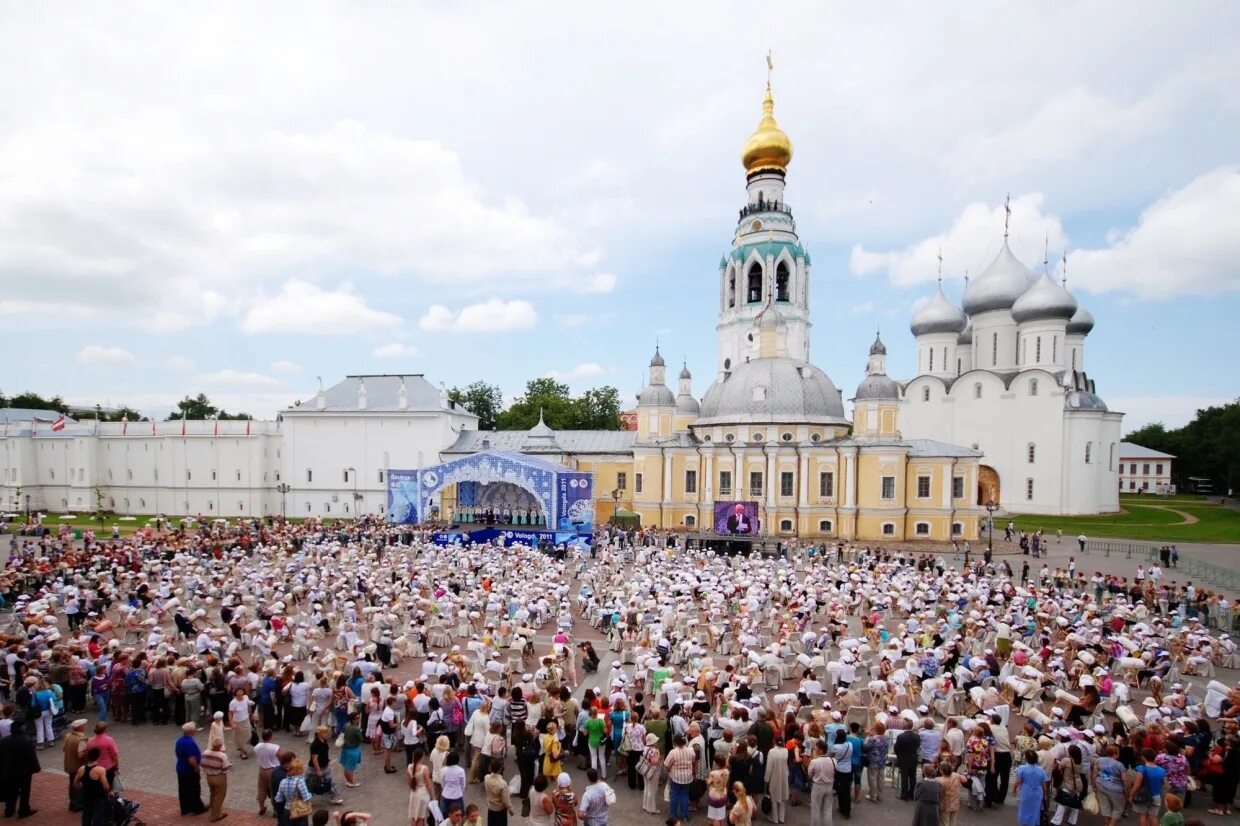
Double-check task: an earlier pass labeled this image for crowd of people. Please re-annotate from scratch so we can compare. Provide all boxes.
[1,514,1239,826]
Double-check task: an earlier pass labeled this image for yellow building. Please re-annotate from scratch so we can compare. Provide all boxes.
[442,81,983,542]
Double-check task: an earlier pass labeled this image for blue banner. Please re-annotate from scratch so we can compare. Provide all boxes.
[430,527,593,547]
[556,471,594,531]
[387,469,421,524]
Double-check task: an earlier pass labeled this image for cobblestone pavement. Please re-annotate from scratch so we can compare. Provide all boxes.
[14,536,1240,826]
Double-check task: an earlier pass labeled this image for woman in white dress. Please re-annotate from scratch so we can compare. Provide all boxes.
[407,748,432,826]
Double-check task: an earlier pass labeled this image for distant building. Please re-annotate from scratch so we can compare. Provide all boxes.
[618,410,638,431]
[1118,442,1176,494]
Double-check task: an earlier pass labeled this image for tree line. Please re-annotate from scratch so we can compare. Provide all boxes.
[448,378,623,431]
[1125,399,1240,493]
[0,390,251,422]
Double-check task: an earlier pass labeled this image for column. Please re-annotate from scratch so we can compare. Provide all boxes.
[842,450,856,508]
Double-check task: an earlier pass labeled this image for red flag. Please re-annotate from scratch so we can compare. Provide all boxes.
[122,415,128,436]
[245,419,251,436]
[213,417,219,437]
[50,414,66,432]
[151,419,157,436]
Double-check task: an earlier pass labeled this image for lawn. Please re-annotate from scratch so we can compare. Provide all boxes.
[1012,500,1240,543]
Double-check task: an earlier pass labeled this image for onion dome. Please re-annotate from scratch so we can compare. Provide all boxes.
[1067,304,1095,336]
[910,285,967,336]
[741,84,793,176]
[1011,272,1078,323]
[521,410,560,450]
[649,347,665,367]
[962,241,1036,315]
[678,364,692,381]
[869,333,887,356]
[957,320,973,345]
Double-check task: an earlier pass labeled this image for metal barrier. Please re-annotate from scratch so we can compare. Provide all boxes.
[1083,540,1240,591]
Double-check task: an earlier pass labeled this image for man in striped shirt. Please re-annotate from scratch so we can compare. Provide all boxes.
[200,737,232,822]
[664,734,698,820]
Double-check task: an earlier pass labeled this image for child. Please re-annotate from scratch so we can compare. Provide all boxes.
[1161,794,1184,826]
[463,803,482,826]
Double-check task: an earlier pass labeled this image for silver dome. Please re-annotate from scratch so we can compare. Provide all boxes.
[1067,304,1095,336]
[675,393,701,415]
[853,374,901,401]
[869,333,887,356]
[649,348,665,367]
[910,285,967,336]
[957,320,973,345]
[1011,273,1078,323]
[678,364,692,380]
[962,241,1036,315]
[697,357,849,425]
[637,385,675,406]
[1065,390,1108,412]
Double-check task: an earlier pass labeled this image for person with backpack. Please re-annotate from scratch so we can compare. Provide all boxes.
[1128,749,1166,826]
[124,657,148,725]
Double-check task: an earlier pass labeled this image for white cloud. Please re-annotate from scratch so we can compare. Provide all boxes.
[269,360,301,373]
[76,345,136,367]
[849,301,874,316]
[1112,394,1236,432]
[198,369,283,389]
[419,299,537,333]
[372,343,420,359]
[573,273,617,294]
[163,356,196,372]
[850,193,1066,288]
[1069,167,1240,299]
[240,279,401,335]
[543,362,609,383]
[554,313,591,328]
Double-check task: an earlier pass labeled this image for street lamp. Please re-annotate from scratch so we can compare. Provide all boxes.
[985,499,998,563]
[276,483,291,518]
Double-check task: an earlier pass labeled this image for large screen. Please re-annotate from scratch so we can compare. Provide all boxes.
[714,500,759,535]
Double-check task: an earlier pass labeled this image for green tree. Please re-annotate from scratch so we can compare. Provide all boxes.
[166,393,251,421]
[497,378,576,430]
[105,406,147,422]
[7,392,69,414]
[574,386,623,430]
[447,381,503,431]
[1126,399,1240,492]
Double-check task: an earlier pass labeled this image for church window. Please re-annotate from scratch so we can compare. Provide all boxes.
[1085,442,1092,464]
[943,347,947,371]
[306,502,312,513]
[775,261,790,302]
[1071,348,1077,370]
[1029,379,1038,396]
[952,476,965,499]
[306,469,312,482]
[973,383,982,399]
[1027,443,1036,463]
[779,519,793,532]
[211,470,217,481]
[956,358,962,376]
[749,471,763,497]
[186,470,192,481]
[929,348,934,372]
[810,432,821,443]
[819,471,834,498]
[1026,478,1035,500]
[635,473,643,494]
[723,358,731,371]
[882,523,896,536]
[916,475,931,498]
[1036,336,1042,362]
[819,519,833,533]
[685,515,696,527]
[992,332,998,366]
[324,503,330,513]
[727,271,736,308]
[1109,444,1116,471]
[881,476,896,500]
[952,522,963,535]
[1053,336,1058,362]
[719,470,732,496]
[616,471,627,490]
[915,522,931,536]
[724,433,735,443]
[685,469,697,494]
[922,387,930,402]
[781,432,793,442]
[752,431,764,441]
[780,471,794,497]
[746,263,763,303]
[378,470,385,483]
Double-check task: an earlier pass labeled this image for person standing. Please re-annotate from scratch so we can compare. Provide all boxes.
[0,727,40,819]
[201,737,233,822]
[64,718,88,812]
[483,758,513,826]
[911,762,942,826]
[174,721,209,816]
[228,688,254,759]
[807,739,835,826]
[764,738,791,824]
[1128,748,1166,826]
[577,768,613,826]
[85,722,119,788]
[75,746,112,826]
[1012,750,1049,826]
[639,733,663,813]
[254,729,281,816]
[894,723,920,801]
[665,733,697,821]
[729,781,757,826]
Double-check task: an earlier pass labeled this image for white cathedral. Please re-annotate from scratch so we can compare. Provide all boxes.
[898,237,1123,515]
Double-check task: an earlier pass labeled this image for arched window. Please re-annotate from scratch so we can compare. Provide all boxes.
[779,519,793,532]
[992,332,998,366]
[929,348,935,372]
[726,270,736,308]
[746,262,763,303]
[951,522,963,536]
[922,386,930,402]
[1035,336,1042,362]
[1085,441,1092,464]
[775,261,790,302]
[818,519,833,533]
[1053,335,1058,363]
[1028,443,1036,463]
[882,523,896,536]
[684,515,696,527]
[1029,379,1038,396]
[973,383,982,399]
[915,522,931,536]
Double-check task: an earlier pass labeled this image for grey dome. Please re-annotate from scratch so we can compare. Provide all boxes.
[675,393,701,415]
[521,412,560,450]
[678,364,692,380]
[853,374,901,401]
[962,241,1036,315]
[697,357,849,425]
[869,333,887,356]
[1011,273,1078,323]
[1065,390,1108,412]
[910,285,967,336]
[957,320,973,345]
[1067,304,1095,336]
[637,384,675,406]
[649,348,665,367]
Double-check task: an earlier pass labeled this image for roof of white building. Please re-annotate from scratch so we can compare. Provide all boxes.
[1119,441,1175,460]
[285,374,477,418]
[0,407,75,423]
[445,429,637,454]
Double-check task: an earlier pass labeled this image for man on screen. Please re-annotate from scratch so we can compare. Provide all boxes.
[726,503,752,535]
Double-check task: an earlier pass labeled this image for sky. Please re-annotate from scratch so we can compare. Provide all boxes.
[1,1,1237,432]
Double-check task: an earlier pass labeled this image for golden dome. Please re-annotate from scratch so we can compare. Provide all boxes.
[741,83,793,175]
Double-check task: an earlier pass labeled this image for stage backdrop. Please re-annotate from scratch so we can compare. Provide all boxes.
[713,500,760,536]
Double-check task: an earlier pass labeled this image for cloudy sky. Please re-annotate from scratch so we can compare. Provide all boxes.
[2,2,1237,430]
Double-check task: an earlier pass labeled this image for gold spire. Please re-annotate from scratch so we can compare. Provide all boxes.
[741,80,793,176]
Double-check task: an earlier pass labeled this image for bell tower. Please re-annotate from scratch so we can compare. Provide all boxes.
[717,75,812,378]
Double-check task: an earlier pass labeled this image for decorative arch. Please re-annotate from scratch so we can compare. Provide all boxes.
[977,464,1000,506]
[775,259,791,302]
[746,260,763,303]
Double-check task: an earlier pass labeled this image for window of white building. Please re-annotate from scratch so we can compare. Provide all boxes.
[973,383,982,399]
[1026,478,1034,500]
[1028,443,1036,464]
[1029,379,1038,396]
[922,387,930,402]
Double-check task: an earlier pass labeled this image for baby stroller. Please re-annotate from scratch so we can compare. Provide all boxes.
[109,793,144,826]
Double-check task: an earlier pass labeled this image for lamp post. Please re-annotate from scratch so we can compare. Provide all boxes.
[347,466,360,517]
[985,499,998,564]
[276,483,291,518]
[611,487,621,525]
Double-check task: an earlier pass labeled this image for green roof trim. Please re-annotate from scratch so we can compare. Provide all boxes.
[728,239,809,263]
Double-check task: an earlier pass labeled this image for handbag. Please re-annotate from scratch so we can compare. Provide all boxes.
[1082,792,1100,815]
[335,733,345,748]
[289,796,313,818]
[1132,767,1154,805]
[1055,788,1083,809]
[249,727,260,747]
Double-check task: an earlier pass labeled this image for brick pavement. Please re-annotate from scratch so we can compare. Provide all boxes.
[26,770,271,825]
